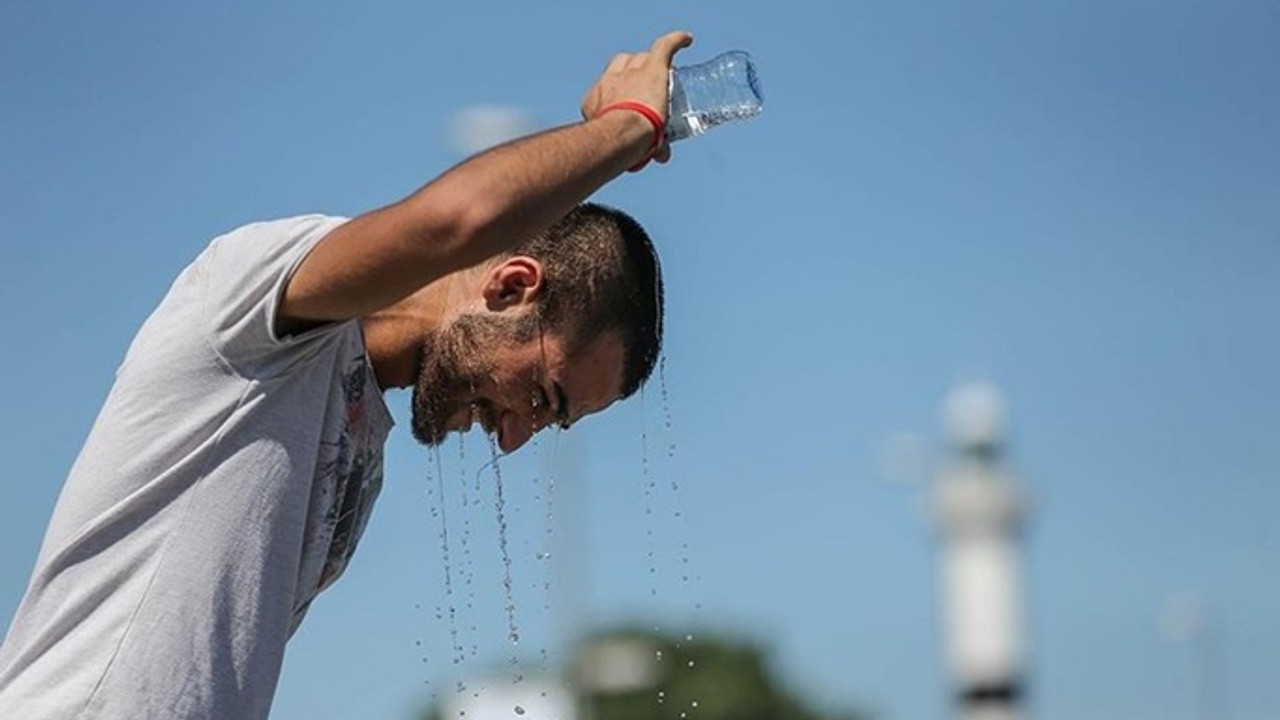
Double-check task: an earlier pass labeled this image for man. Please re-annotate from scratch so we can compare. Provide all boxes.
[0,30,693,719]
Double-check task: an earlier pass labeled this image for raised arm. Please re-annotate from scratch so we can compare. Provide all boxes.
[277,31,693,333]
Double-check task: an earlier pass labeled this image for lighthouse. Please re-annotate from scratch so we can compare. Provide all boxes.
[933,382,1030,720]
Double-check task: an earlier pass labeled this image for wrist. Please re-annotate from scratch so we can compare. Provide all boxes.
[596,101,665,172]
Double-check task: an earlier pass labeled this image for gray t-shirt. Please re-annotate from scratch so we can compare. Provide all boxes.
[0,215,394,719]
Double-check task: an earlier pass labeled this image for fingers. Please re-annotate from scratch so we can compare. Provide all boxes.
[581,31,692,169]
[650,30,694,65]
[605,53,632,75]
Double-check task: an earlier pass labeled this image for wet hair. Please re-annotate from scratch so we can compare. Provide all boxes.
[509,202,663,399]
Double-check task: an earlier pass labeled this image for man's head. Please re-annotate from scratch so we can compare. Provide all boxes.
[410,203,663,452]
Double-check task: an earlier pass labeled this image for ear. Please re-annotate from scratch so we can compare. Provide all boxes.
[481,256,545,312]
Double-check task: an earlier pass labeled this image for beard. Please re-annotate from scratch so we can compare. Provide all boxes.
[409,311,538,446]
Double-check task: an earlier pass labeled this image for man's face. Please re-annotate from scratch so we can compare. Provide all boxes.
[410,312,626,453]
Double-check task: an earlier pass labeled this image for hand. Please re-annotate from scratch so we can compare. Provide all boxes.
[581,31,694,165]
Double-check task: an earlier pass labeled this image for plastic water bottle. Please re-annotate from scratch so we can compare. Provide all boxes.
[666,51,763,142]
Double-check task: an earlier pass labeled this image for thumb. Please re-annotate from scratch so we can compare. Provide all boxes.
[650,31,694,66]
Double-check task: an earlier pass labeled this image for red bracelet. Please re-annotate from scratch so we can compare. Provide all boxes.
[597,100,664,172]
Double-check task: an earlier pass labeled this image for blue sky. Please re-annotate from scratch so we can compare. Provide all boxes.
[2,2,1278,719]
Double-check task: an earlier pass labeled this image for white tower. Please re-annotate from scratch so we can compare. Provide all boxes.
[933,382,1029,720]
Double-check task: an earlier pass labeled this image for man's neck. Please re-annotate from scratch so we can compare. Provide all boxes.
[360,311,424,391]
[360,271,476,390]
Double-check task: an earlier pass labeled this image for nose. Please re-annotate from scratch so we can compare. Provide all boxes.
[497,410,541,454]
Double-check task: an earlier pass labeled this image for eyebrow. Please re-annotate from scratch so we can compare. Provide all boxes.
[553,381,571,429]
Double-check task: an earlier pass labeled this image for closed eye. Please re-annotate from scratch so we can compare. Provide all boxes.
[534,384,560,428]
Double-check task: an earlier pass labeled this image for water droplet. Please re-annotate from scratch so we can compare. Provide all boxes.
[429,448,464,671]
[685,634,694,642]
[688,660,696,667]
[692,701,699,708]
[486,436,523,669]
[514,706,526,715]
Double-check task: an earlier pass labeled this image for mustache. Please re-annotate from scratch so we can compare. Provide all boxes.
[410,381,500,447]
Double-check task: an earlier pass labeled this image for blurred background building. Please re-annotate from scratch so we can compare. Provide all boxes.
[933,383,1029,720]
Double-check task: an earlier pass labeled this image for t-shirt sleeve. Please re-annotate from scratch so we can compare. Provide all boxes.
[198,214,352,378]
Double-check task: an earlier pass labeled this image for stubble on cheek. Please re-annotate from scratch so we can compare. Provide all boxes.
[407,312,516,446]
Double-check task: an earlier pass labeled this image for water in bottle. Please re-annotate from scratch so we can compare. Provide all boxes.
[666,50,763,143]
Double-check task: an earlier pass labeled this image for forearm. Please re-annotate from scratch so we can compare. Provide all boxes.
[407,109,653,270]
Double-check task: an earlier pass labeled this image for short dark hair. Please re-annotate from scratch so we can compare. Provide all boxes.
[510,202,663,399]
